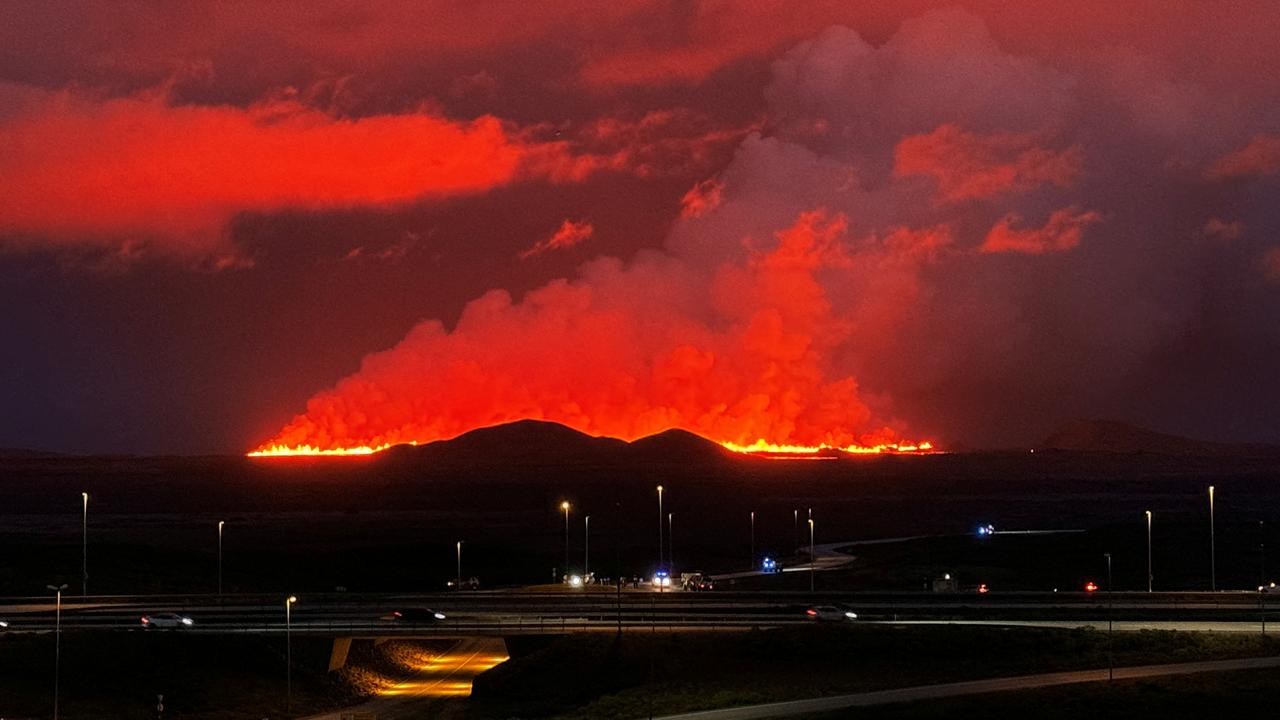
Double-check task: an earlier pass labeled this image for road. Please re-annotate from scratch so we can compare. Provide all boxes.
[298,637,508,720]
[1,590,1276,636]
[652,655,1280,720]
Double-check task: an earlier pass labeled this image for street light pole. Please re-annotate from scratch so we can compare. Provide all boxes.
[1145,511,1152,593]
[81,492,88,597]
[285,595,297,712]
[47,583,67,720]
[456,541,463,591]
[561,501,571,582]
[217,520,225,596]
[1105,553,1113,681]
[793,509,798,554]
[656,485,664,571]
[808,518,815,593]
[668,513,674,570]
[584,515,590,579]
[1209,485,1216,592]
[750,511,755,571]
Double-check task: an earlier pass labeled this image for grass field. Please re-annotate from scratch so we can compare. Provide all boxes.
[469,625,1280,719]
[800,667,1280,719]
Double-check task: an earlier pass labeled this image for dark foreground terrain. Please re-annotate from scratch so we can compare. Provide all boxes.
[3,420,1280,596]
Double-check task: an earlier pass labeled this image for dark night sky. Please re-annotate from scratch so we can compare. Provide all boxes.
[1,1,1279,455]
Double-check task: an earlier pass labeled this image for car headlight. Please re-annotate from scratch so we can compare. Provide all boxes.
[844,612,858,619]
[434,612,446,620]
[181,617,194,625]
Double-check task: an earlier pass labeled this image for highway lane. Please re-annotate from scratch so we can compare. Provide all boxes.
[2,591,1277,635]
[652,655,1280,720]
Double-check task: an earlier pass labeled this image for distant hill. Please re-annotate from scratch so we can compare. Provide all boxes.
[1041,419,1280,457]
[626,428,733,463]
[381,420,736,468]
[388,420,627,466]
[0,447,67,459]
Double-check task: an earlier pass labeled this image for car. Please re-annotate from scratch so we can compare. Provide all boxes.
[1084,581,1099,593]
[446,576,480,590]
[685,573,716,591]
[390,608,447,622]
[140,613,193,629]
[806,605,857,622]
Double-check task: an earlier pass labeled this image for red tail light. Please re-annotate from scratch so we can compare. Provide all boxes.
[140,617,149,624]
[806,609,817,616]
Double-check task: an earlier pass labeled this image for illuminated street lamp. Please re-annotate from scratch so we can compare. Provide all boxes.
[47,583,67,720]
[808,518,815,593]
[456,541,463,591]
[668,512,674,570]
[1209,486,1216,592]
[656,485,664,571]
[561,501,571,582]
[81,492,88,596]
[285,595,298,711]
[217,520,225,596]
[1145,511,1152,593]
[1104,553,1113,681]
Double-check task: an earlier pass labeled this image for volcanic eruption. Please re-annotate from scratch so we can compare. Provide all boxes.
[251,211,933,457]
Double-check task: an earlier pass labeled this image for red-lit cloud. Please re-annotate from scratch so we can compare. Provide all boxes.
[894,124,1081,202]
[979,208,1101,255]
[1263,247,1280,283]
[0,89,537,256]
[520,220,594,259]
[680,179,725,219]
[1207,134,1280,180]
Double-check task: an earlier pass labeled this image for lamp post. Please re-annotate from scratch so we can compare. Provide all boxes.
[81,492,88,596]
[1105,553,1113,682]
[47,583,67,720]
[217,520,225,596]
[750,511,755,571]
[1145,511,1152,593]
[285,595,297,711]
[584,515,590,579]
[808,518,815,593]
[456,541,463,591]
[1209,485,1216,592]
[656,485,664,572]
[561,501,571,582]
[1260,521,1267,637]
[793,509,798,554]
[668,513,674,570]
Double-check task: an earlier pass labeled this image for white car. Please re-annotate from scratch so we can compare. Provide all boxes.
[140,613,194,629]
[806,605,857,622]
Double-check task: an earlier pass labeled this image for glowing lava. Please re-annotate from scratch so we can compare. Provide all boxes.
[247,443,393,457]
[721,439,936,455]
[247,435,934,458]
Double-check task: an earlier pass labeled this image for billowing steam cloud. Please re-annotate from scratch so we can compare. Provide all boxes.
[261,8,1280,451]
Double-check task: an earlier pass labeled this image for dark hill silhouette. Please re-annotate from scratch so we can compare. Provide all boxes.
[384,420,738,467]
[0,447,67,458]
[1042,419,1280,457]
[626,428,733,463]
[387,419,627,466]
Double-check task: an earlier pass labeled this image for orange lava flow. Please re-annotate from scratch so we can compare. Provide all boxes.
[247,436,935,458]
[246,443,393,457]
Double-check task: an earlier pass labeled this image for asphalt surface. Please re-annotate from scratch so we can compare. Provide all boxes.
[652,655,1280,720]
[2,590,1277,636]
